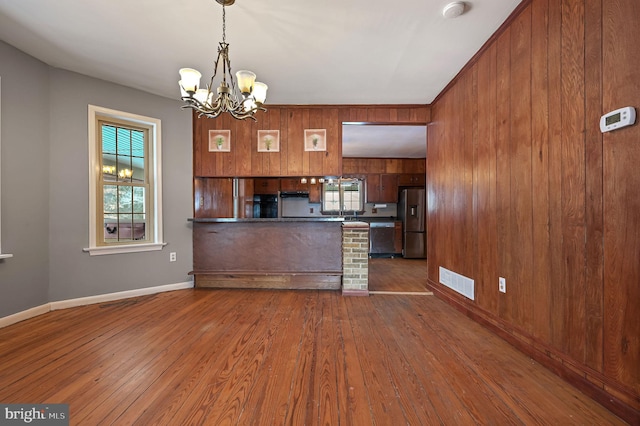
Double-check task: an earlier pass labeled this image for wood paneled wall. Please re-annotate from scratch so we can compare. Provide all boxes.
[342,158,425,174]
[193,105,429,177]
[426,0,639,421]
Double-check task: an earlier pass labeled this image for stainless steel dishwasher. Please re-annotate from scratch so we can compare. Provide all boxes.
[369,222,398,256]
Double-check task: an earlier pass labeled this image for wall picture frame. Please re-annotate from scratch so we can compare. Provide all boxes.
[257,130,280,152]
[208,130,231,152]
[304,129,327,151]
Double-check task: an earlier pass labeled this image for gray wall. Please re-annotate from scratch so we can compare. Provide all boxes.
[0,41,193,317]
[0,42,50,317]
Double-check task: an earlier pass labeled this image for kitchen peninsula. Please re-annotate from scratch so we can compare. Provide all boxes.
[190,218,346,290]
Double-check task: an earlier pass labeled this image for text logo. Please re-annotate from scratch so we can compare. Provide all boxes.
[1,404,68,425]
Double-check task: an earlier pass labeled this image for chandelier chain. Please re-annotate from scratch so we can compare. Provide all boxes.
[222,4,226,44]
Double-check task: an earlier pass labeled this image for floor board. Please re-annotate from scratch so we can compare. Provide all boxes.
[0,268,627,425]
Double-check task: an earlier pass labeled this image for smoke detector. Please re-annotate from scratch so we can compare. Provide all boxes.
[443,2,466,19]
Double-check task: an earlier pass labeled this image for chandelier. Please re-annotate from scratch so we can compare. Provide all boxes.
[178,0,268,121]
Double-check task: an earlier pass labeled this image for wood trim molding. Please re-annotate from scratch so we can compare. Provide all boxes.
[427,279,640,424]
[341,289,369,297]
[0,281,195,329]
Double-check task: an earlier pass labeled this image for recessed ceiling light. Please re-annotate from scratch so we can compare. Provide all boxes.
[443,2,466,19]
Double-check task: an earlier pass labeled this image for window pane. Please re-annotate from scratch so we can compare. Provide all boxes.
[131,130,145,158]
[103,185,117,213]
[117,128,132,156]
[118,186,133,212]
[102,125,117,155]
[133,187,145,213]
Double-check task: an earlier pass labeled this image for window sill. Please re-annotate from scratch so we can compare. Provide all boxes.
[0,253,14,259]
[83,242,166,256]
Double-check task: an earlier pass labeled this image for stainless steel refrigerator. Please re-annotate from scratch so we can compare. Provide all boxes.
[398,188,426,258]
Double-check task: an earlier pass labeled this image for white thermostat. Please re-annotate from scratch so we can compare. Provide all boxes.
[600,106,636,133]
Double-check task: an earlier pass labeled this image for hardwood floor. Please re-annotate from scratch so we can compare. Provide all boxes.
[368,257,431,293]
[0,287,626,424]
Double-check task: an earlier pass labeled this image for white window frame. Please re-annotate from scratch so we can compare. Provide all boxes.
[84,105,165,255]
[321,178,364,215]
[0,77,13,259]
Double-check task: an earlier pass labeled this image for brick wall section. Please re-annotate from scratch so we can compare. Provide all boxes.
[341,222,370,296]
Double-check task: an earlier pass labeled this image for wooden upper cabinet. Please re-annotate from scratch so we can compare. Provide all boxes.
[254,178,280,194]
[280,178,309,192]
[194,178,234,218]
[366,173,398,203]
[398,173,426,187]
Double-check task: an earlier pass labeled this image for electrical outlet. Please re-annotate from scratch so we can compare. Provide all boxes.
[170,252,177,262]
[499,277,506,293]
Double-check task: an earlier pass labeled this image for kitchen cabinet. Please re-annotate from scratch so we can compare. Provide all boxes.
[394,221,403,254]
[398,173,426,187]
[194,178,254,218]
[254,178,280,194]
[309,183,321,203]
[280,178,309,192]
[366,174,398,203]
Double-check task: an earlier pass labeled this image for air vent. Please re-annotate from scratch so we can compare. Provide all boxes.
[439,266,475,300]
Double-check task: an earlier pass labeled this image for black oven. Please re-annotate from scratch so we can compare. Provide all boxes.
[253,194,278,218]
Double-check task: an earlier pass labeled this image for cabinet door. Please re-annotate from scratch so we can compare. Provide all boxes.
[398,173,425,187]
[394,221,403,254]
[366,174,381,203]
[254,178,280,194]
[309,184,321,203]
[194,178,233,218]
[280,178,310,192]
[380,174,399,203]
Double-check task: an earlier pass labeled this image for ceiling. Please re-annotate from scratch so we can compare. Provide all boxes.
[343,124,427,158]
[0,0,521,157]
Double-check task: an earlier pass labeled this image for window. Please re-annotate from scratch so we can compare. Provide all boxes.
[85,105,164,255]
[321,178,364,214]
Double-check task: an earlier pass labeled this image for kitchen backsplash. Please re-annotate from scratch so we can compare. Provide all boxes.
[280,197,397,218]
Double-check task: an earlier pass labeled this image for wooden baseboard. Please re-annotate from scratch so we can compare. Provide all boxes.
[0,281,195,329]
[195,273,342,290]
[427,280,640,424]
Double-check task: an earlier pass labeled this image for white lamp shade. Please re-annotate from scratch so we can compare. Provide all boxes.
[178,81,189,97]
[253,82,268,104]
[236,70,256,94]
[243,98,257,112]
[194,89,210,104]
[179,68,202,93]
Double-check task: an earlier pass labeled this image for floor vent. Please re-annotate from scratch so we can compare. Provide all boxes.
[439,267,475,300]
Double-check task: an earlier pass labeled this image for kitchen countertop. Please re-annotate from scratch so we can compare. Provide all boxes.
[189,217,346,223]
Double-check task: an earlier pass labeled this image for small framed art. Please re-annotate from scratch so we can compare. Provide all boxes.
[208,130,231,152]
[257,130,280,152]
[304,129,326,151]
